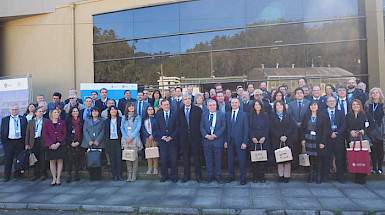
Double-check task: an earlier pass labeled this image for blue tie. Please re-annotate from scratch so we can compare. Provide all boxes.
[209,113,213,123]
[138,102,142,116]
[340,100,345,115]
[231,111,236,138]
[185,108,190,127]
[165,112,169,127]
[331,111,335,125]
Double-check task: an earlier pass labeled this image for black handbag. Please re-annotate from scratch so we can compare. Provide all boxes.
[365,113,383,142]
[86,147,102,168]
[14,150,30,171]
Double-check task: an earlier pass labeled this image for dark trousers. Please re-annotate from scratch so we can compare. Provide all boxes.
[371,140,384,171]
[108,139,122,178]
[250,142,267,178]
[31,138,48,177]
[88,167,101,180]
[3,139,24,178]
[317,155,331,180]
[182,134,202,178]
[227,139,247,180]
[203,144,222,180]
[67,148,80,177]
[292,128,302,167]
[159,141,178,180]
[331,140,346,180]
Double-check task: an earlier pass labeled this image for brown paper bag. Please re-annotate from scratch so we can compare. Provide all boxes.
[299,146,310,167]
[274,142,293,163]
[250,143,267,162]
[122,149,136,161]
[145,147,160,159]
[349,140,371,152]
[29,153,38,166]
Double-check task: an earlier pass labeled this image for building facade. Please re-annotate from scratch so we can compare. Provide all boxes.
[0,0,384,100]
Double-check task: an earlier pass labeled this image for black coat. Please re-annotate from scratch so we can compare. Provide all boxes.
[177,105,202,151]
[300,112,328,156]
[95,98,110,112]
[1,115,28,144]
[65,117,84,144]
[269,112,296,151]
[323,109,346,144]
[249,113,269,151]
[118,98,136,114]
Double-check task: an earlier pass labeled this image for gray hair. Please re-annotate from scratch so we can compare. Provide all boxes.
[10,104,19,109]
[69,93,77,99]
[253,89,263,94]
[358,82,366,88]
[38,101,47,107]
[206,99,217,105]
[182,94,192,99]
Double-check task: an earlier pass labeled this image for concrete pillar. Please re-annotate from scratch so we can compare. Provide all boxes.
[366,0,385,89]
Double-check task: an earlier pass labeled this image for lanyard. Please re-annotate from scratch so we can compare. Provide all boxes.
[311,116,316,130]
[35,119,42,131]
[373,103,378,121]
[12,116,19,130]
[111,120,117,133]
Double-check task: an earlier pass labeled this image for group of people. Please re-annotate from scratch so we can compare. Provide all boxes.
[1,79,384,186]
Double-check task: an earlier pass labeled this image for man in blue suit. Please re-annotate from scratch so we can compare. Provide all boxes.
[224,98,249,185]
[309,85,327,111]
[133,92,150,119]
[153,99,179,183]
[200,100,226,184]
[324,96,346,183]
[170,87,183,113]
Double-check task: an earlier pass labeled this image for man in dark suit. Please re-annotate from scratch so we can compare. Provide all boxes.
[347,79,366,105]
[324,96,346,183]
[95,88,110,112]
[200,100,226,184]
[178,94,202,183]
[240,91,251,113]
[260,82,270,101]
[1,105,28,182]
[254,89,272,115]
[302,85,313,101]
[133,92,149,118]
[153,99,179,183]
[247,83,255,100]
[279,85,293,104]
[216,91,231,114]
[357,82,369,102]
[142,90,151,103]
[288,88,310,167]
[309,85,327,111]
[224,98,249,185]
[118,90,137,114]
[336,85,349,116]
[170,87,183,112]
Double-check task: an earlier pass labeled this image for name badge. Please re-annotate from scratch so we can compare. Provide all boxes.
[331,125,337,130]
[365,121,370,128]
[127,127,132,130]
[72,129,76,134]
[93,133,96,137]
[111,132,118,139]
[310,131,316,136]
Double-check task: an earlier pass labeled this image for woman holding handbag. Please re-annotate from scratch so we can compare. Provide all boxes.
[65,107,84,183]
[300,101,328,184]
[346,99,375,184]
[249,99,269,183]
[364,87,384,174]
[142,106,159,175]
[104,105,124,181]
[81,107,105,181]
[121,102,142,182]
[270,101,295,183]
[43,109,67,186]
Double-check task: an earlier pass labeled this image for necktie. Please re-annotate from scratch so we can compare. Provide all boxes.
[340,100,345,115]
[12,116,20,138]
[231,111,236,137]
[185,108,190,127]
[165,112,169,127]
[331,110,335,125]
[209,113,213,124]
[298,101,302,116]
[138,102,142,116]
[87,108,90,118]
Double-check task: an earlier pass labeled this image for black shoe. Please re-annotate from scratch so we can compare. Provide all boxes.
[240,179,247,185]
[216,178,224,184]
[252,178,258,183]
[307,173,314,183]
[322,177,329,183]
[278,176,284,183]
[225,177,234,183]
[172,178,178,183]
[66,176,72,183]
[316,176,321,184]
[181,177,189,183]
[337,178,346,184]
[160,178,167,183]
[196,176,202,183]
[284,177,290,183]
[205,177,214,184]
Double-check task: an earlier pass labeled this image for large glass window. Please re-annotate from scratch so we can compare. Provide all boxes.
[93,0,367,85]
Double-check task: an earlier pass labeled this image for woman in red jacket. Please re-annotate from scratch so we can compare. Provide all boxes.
[43,109,67,186]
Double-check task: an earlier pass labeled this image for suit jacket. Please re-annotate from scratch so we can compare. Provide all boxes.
[270,112,296,150]
[216,101,231,113]
[170,97,183,113]
[348,88,366,105]
[141,117,157,138]
[25,118,48,149]
[118,97,137,114]
[103,116,122,141]
[178,105,202,150]
[300,112,328,156]
[225,110,249,146]
[153,110,179,143]
[81,118,105,148]
[133,100,150,118]
[323,109,346,142]
[43,120,67,147]
[284,95,293,104]
[311,96,328,111]
[249,113,270,151]
[288,99,310,123]
[95,98,110,112]
[336,97,350,116]
[80,107,92,121]
[240,101,252,113]
[1,115,28,144]
[200,111,226,148]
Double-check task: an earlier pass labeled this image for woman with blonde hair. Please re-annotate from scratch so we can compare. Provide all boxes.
[194,93,208,113]
[121,103,142,182]
[364,87,384,174]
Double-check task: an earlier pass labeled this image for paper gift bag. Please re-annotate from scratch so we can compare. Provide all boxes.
[122,149,136,161]
[29,153,38,166]
[299,146,310,167]
[250,143,267,162]
[145,147,160,159]
[274,142,293,163]
[349,140,371,152]
[347,135,371,173]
